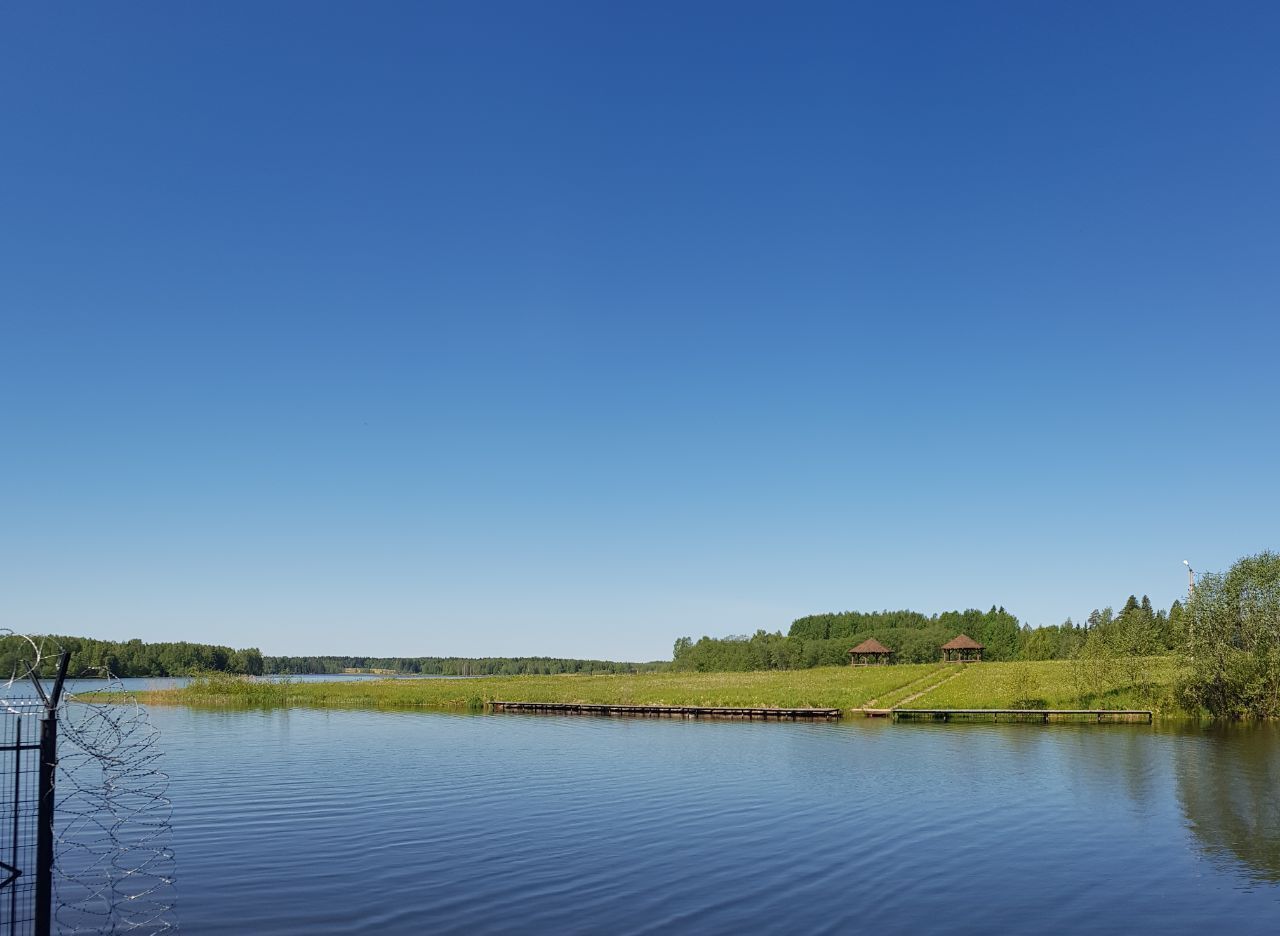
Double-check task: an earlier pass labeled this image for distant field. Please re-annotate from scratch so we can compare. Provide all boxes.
[123,658,1181,715]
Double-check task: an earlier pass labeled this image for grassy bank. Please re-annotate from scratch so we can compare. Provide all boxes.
[121,658,1180,716]
[902,658,1177,711]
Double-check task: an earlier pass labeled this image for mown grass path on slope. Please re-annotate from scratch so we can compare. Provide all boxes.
[887,666,968,708]
[861,664,949,709]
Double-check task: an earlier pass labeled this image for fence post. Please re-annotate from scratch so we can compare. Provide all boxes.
[34,651,70,936]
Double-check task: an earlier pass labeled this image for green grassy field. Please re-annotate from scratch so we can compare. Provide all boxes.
[132,664,935,711]
[900,658,1177,711]
[122,657,1180,716]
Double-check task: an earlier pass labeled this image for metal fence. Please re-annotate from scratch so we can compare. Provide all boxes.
[0,703,45,936]
[0,652,68,936]
[0,645,176,936]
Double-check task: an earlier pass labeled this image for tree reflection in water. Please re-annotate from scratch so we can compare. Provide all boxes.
[1173,722,1280,882]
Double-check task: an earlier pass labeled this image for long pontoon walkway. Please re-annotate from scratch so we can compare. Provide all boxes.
[892,708,1153,723]
[489,701,841,720]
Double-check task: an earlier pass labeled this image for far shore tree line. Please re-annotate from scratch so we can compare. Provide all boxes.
[3,636,265,679]
[2,638,664,681]
[265,656,667,676]
[7,640,670,676]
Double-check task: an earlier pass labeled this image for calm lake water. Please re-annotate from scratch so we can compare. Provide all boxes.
[122,709,1280,934]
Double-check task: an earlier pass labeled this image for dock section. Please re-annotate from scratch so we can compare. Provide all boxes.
[489,701,842,720]
[891,708,1152,723]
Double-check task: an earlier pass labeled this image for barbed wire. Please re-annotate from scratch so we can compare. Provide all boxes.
[56,675,178,934]
[0,631,178,934]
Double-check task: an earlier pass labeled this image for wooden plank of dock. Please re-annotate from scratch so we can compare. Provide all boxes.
[891,708,1152,723]
[489,701,842,720]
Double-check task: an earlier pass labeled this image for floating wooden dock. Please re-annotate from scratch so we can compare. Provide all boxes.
[891,708,1152,723]
[487,702,1151,724]
[489,701,841,720]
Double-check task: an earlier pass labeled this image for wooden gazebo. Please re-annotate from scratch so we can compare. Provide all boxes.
[848,638,894,666]
[941,634,984,663]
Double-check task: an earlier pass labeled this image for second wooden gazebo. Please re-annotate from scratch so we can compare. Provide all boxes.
[941,634,984,663]
[848,638,894,666]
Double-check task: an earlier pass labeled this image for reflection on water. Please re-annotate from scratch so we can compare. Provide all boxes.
[1171,722,1280,883]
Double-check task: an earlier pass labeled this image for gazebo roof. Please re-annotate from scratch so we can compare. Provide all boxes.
[848,638,892,655]
[941,634,984,650]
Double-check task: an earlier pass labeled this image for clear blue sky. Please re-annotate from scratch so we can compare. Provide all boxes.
[3,3,1277,660]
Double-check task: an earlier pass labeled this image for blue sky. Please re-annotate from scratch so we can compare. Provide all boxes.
[3,3,1278,659]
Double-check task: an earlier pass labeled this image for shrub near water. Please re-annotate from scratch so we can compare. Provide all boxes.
[1178,551,1280,719]
[1007,665,1047,709]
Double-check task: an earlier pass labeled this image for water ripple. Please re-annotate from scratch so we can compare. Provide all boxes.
[134,709,1280,934]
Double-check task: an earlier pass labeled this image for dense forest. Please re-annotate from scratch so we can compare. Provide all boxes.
[0,636,664,679]
[671,597,1185,672]
[264,656,667,676]
[2,635,265,679]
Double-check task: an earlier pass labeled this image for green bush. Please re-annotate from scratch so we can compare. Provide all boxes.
[1177,551,1280,719]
